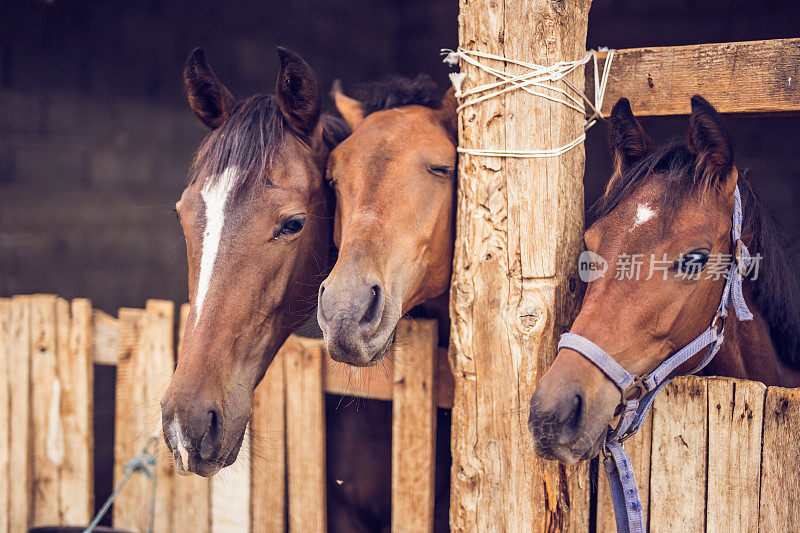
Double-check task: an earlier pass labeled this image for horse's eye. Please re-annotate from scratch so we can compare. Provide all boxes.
[674,249,710,275]
[428,165,454,178]
[276,215,306,238]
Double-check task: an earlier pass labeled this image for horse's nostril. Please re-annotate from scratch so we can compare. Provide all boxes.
[199,408,221,461]
[566,393,584,431]
[360,284,382,325]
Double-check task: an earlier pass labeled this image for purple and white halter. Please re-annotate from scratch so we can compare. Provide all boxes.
[558,186,753,533]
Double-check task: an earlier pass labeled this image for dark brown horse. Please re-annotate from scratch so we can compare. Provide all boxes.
[160,47,347,476]
[528,96,800,464]
[317,76,458,365]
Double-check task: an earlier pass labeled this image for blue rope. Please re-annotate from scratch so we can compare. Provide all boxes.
[83,436,160,533]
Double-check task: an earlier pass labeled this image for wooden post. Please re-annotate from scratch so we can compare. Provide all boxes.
[451,0,592,530]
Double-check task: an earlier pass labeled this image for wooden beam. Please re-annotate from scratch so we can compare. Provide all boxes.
[0,299,11,533]
[284,335,327,532]
[451,0,591,530]
[706,377,766,531]
[251,347,287,532]
[587,38,800,116]
[391,319,437,533]
[759,386,800,530]
[171,303,211,533]
[8,296,32,531]
[649,376,708,531]
[59,298,95,525]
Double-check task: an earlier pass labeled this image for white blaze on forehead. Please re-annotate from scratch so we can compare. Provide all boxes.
[631,202,657,230]
[195,166,238,325]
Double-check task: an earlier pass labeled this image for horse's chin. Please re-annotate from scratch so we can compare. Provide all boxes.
[532,428,607,465]
[173,424,248,478]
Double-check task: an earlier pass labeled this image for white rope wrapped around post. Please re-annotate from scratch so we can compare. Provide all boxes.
[442,47,614,158]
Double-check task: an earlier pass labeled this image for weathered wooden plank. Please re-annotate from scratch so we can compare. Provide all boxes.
[143,300,176,533]
[112,307,147,531]
[92,309,120,365]
[284,335,327,532]
[251,349,286,532]
[211,429,252,533]
[759,386,800,530]
[113,301,176,532]
[706,377,766,531]
[391,319,437,533]
[0,299,11,533]
[172,303,211,533]
[8,296,32,531]
[58,298,94,525]
[649,376,708,532]
[30,294,61,526]
[451,0,591,530]
[596,410,653,532]
[587,39,800,116]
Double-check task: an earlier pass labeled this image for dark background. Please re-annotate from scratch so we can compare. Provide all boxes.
[1,0,799,527]
[1,0,799,313]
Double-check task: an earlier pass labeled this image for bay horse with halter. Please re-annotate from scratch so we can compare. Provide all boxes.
[318,76,458,366]
[160,47,347,476]
[528,96,800,470]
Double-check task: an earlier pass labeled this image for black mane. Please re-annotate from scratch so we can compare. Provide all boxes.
[589,139,800,370]
[190,95,348,192]
[355,74,441,116]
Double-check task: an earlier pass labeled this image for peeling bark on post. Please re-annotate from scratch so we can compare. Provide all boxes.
[450,0,592,530]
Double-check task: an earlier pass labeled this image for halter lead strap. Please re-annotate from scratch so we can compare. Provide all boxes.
[558,186,753,533]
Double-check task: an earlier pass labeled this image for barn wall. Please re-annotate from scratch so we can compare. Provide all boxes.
[0,0,457,313]
[584,0,800,243]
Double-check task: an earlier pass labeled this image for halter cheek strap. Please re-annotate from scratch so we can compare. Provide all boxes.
[558,186,753,533]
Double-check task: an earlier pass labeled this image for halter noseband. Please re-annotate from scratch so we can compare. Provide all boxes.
[558,186,753,533]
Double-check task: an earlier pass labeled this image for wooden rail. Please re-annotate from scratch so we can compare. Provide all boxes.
[586,38,800,116]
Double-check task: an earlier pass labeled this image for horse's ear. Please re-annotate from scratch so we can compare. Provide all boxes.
[332,80,364,131]
[687,95,734,186]
[184,48,236,130]
[607,98,654,175]
[437,87,458,138]
[276,46,321,140]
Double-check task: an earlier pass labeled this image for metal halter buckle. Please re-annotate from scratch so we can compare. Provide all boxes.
[735,238,748,276]
[711,310,725,342]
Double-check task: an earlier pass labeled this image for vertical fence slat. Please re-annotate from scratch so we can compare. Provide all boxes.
[391,319,437,533]
[251,350,286,532]
[112,307,147,531]
[758,386,800,530]
[0,299,10,533]
[285,335,327,532]
[172,303,211,533]
[9,296,32,531]
[30,294,61,526]
[144,300,176,533]
[706,377,766,530]
[596,410,653,531]
[59,298,94,525]
[113,301,175,532]
[649,375,708,532]
[211,429,252,533]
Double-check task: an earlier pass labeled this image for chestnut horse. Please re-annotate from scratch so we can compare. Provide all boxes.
[160,47,347,476]
[318,76,457,531]
[318,76,458,365]
[529,96,800,464]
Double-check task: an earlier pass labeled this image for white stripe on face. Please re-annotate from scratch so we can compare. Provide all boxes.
[631,202,657,230]
[195,166,238,325]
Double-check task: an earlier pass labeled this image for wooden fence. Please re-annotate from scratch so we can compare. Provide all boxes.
[0,294,798,531]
